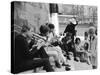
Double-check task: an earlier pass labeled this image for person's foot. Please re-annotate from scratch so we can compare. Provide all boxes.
[86,61,91,65]
[74,57,79,62]
[55,61,61,68]
[34,67,42,72]
[65,66,71,71]
[92,66,97,69]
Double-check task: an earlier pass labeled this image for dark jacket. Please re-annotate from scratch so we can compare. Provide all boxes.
[64,22,78,35]
[15,34,49,65]
[15,34,34,64]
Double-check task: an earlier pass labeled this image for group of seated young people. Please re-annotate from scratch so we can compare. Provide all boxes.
[58,19,97,70]
[61,26,97,68]
[14,20,97,73]
[60,18,97,70]
[74,26,97,69]
[14,23,71,74]
[14,24,54,74]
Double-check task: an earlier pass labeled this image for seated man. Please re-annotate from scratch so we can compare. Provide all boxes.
[39,25,61,68]
[40,24,69,68]
[13,25,54,74]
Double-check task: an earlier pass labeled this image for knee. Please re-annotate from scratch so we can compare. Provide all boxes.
[52,51,59,58]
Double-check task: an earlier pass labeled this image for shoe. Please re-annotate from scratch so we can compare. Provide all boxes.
[65,66,71,71]
[55,61,61,68]
[74,57,79,62]
[92,66,97,69]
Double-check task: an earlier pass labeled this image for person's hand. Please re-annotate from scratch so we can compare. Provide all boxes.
[36,39,45,49]
[32,44,37,48]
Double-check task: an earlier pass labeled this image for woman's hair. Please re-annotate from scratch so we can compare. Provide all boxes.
[39,25,50,35]
[75,37,81,44]
[84,42,89,50]
[21,25,30,33]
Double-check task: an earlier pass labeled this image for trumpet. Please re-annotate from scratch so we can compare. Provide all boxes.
[29,32,47,51]
[31,32,61,48]
[31,32,55,48]
[32,32,47,41]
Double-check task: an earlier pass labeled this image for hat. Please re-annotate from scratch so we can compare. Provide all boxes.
[69,18,77,24]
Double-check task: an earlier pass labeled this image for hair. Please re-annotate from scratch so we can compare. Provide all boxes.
[21,25,30,33]
[84,31,88,36]
[84,42,89,50]
[39,25,50,35]
[88,26,96,35]
[47,23,55,30]
[75,37,81,44]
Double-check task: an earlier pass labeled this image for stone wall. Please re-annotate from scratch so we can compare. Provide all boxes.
[13,1,50,33]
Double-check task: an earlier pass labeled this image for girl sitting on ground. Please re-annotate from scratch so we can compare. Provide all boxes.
[82,42,91,65]
[74,37,85,62]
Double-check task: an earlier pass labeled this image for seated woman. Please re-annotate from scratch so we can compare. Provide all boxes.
[82,42,91,65]
[74,37,85,61]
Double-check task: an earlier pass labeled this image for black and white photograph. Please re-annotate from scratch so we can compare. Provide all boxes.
[11,1,97,74]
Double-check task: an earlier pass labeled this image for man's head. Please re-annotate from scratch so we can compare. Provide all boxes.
[21,25,33,39]
[47,23,55,32]
[40,25,50,37]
